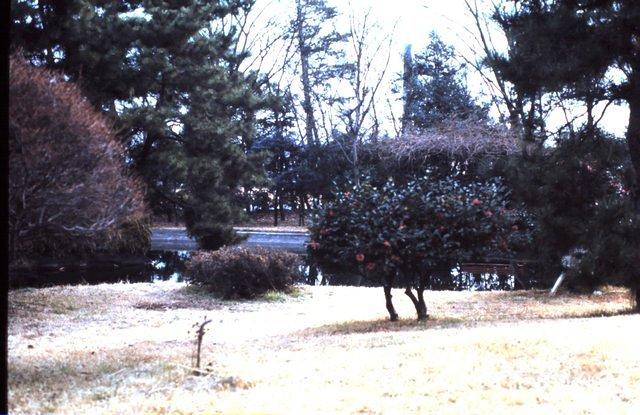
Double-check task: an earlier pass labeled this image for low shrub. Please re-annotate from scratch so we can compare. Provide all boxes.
[185,247,302,299]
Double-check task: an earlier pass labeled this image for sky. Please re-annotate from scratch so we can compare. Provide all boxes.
[334,0,630,138]
[251,0,629,138]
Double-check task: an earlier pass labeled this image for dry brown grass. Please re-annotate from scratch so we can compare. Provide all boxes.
[8,283,640,414]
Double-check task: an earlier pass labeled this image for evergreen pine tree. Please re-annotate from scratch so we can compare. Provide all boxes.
[12,0,267,249]
[493,0,640,202]
[402,32,486,130]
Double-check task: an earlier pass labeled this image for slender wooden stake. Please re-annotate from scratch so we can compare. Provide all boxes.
[193,317,212,375]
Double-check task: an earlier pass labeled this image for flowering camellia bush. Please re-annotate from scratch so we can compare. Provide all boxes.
[308,176,533,320]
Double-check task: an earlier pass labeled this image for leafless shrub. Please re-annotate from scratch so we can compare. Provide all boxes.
[185,247,301,299]
[374,115,518,169]
[8,53,149,261]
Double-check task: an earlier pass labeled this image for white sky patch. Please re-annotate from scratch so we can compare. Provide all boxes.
[305,0,630,137]
[114,0,630,138]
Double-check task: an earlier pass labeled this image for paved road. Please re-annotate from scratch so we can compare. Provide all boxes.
[151,228,309,252]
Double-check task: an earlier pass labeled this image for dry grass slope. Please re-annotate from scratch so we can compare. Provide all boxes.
[8,283,640,414]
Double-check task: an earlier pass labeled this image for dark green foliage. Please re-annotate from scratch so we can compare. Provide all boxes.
[308,175,533,319]
[185,247,302,299]
[180,67,265,249]
[308,176,532,286]
[508,130,639,292]
[493,0,640,197]
[11,0,267,249]
[402,33,487,130]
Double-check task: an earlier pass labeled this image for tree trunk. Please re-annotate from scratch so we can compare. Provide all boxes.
[405,280,428,321]
[626,89,640,209]
[307,264,318,285]
[296,0,317,147]
[298,195,305,226]
[384,286,398,321]
[404,286,421,318]
[273,193,279,227]
[416,274,428,320]
[416,288,427,320]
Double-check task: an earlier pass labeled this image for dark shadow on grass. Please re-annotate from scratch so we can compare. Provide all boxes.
[299,307,637,338]
[300,317,468,337]
[566,308,637,320]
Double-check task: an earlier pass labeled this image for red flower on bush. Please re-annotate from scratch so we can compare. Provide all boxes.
[383,240,391,248]
[472,198,482,206]
[484,210,493,218]
[366,262,376,271]
[511,225,519,231]
[356,253,365,262]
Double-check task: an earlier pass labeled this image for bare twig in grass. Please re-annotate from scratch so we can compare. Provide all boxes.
[190,317,212,376]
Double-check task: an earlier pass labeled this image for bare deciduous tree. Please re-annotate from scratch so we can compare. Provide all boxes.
[335,7,395,184]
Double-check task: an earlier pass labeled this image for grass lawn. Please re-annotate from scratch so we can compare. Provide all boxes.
[8,283,640,414]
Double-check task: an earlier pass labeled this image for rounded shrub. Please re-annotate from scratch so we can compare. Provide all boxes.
[8,53,149,261]
[309,176,532,281]
[185,247,302,299]
[308,175,534,319]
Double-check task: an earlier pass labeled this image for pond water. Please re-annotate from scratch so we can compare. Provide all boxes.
[9,249,548,290]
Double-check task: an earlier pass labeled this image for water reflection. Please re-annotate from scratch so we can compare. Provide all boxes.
[308,265,539,290]
[10,249,543,290]
[9,250,192,288]
[148,250,191,282]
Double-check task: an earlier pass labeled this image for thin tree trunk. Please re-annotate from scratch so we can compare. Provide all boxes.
[273,193,279,227]
[298,195,305,226]
[626,90,640,209]
[384,286,399,321]
[416,274,428,320]
[353,139,360,187]
[296,0,317,147]
[404,286,427,320]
